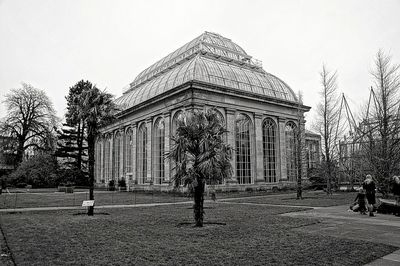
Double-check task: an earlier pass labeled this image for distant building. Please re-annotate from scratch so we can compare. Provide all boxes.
[305,130,321,171]
[95,32,311,190]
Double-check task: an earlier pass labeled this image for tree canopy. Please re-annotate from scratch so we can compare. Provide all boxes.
[169,108,232,226]
[1,83,58,164]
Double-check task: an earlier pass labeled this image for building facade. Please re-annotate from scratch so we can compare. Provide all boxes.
[305,130,321,171]
[95,32,311,191]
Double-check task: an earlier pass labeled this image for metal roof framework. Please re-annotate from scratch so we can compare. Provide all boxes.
[115,32,297,111]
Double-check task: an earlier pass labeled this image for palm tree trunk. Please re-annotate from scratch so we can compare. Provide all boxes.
[87,130,95,216]
[193,181,204,227]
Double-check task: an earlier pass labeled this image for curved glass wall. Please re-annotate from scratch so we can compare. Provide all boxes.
[263,118,277,183]
[236,114,252,184]
[285,121,297,181]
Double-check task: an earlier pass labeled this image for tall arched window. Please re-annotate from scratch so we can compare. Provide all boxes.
[263,118,277,183]
[95,138,102,183]
[125,128,133,174]
[137,123,147,184]
[113,132,122,180]
[104,135,111,182]
[154,118,165,184]
[171,111,184,185]
[236,113,252,184]
[285,121,297,181]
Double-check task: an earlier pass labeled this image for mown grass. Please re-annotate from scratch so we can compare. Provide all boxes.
[0,203,396,266]
[0,190,189,209]
[226,191,360,207]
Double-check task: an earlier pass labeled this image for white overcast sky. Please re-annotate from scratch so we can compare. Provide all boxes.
[1,0,399,128]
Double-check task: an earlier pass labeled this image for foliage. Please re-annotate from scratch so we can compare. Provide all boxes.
[169,108,232,226]
[55,124,88,171]
[71,83,117,215]
[0,83,59,164]
[59,80,93,171]
[118,178,126,187]
[108,179,115,191]
[9,154,59,188]
[57,167,89,187]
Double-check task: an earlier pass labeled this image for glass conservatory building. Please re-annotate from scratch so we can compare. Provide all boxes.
[95,32,310,191]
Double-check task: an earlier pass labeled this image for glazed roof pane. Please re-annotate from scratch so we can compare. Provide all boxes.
[115,32,296,111]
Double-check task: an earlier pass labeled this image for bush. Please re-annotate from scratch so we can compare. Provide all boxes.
[9,154,58,188]
[57,168,89,187]
[108,180,115,191]
[16,182,27,188]
[118,178,126,187]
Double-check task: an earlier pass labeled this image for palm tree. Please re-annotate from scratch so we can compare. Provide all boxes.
[169,108,232,227]
[77,86,117,216]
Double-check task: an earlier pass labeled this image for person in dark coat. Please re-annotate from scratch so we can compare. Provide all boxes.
[363,175,376,217]
[354,188,367,214]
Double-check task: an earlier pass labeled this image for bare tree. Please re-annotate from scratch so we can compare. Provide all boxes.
[0,83,58,164]
[360,50,400,195]
[313,65,341,195]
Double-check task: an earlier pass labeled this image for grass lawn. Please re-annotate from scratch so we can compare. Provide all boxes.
[226,191,361,207]
[0,189,361,210]
[0,203,396,265]
[0,191,189,209]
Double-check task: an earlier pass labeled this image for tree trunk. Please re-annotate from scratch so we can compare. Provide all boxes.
[77,120,82,170]
[87,130,95,216]
[296,128,302,200]
[193,180,205,227]
[16,138,25,164]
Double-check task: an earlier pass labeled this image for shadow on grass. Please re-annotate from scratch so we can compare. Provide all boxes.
[72,212,110,216]
[186,206,215,209]
[176,221,227,228]
[280,196,319,200]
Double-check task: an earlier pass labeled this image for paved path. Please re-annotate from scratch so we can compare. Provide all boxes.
[282,204,400,265]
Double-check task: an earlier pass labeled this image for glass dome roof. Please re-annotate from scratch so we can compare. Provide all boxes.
[115,32,297,111]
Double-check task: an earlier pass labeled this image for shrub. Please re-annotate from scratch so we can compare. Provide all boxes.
[108,180,115,191]
[118,178,126,187]
[9,154,58,188]
[57,168,88,187]
[16,182,27,188]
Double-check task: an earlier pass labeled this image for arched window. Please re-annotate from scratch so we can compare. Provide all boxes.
[214,109,225,126]
[137,123,147,184]
[104,135,111,182]
[113,132,122,180]
[171,111,184,185]
[154,118,165,184]
[125,128,133,174]
[263,118,277,183]
[172,110,184,134]
[285,121,297,181]
[95,138,102,183]
[236,113,252,184]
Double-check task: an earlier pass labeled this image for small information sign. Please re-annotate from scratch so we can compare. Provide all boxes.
[82,200,95,207]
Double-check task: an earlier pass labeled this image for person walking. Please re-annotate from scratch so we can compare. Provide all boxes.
[363,174,376,217]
